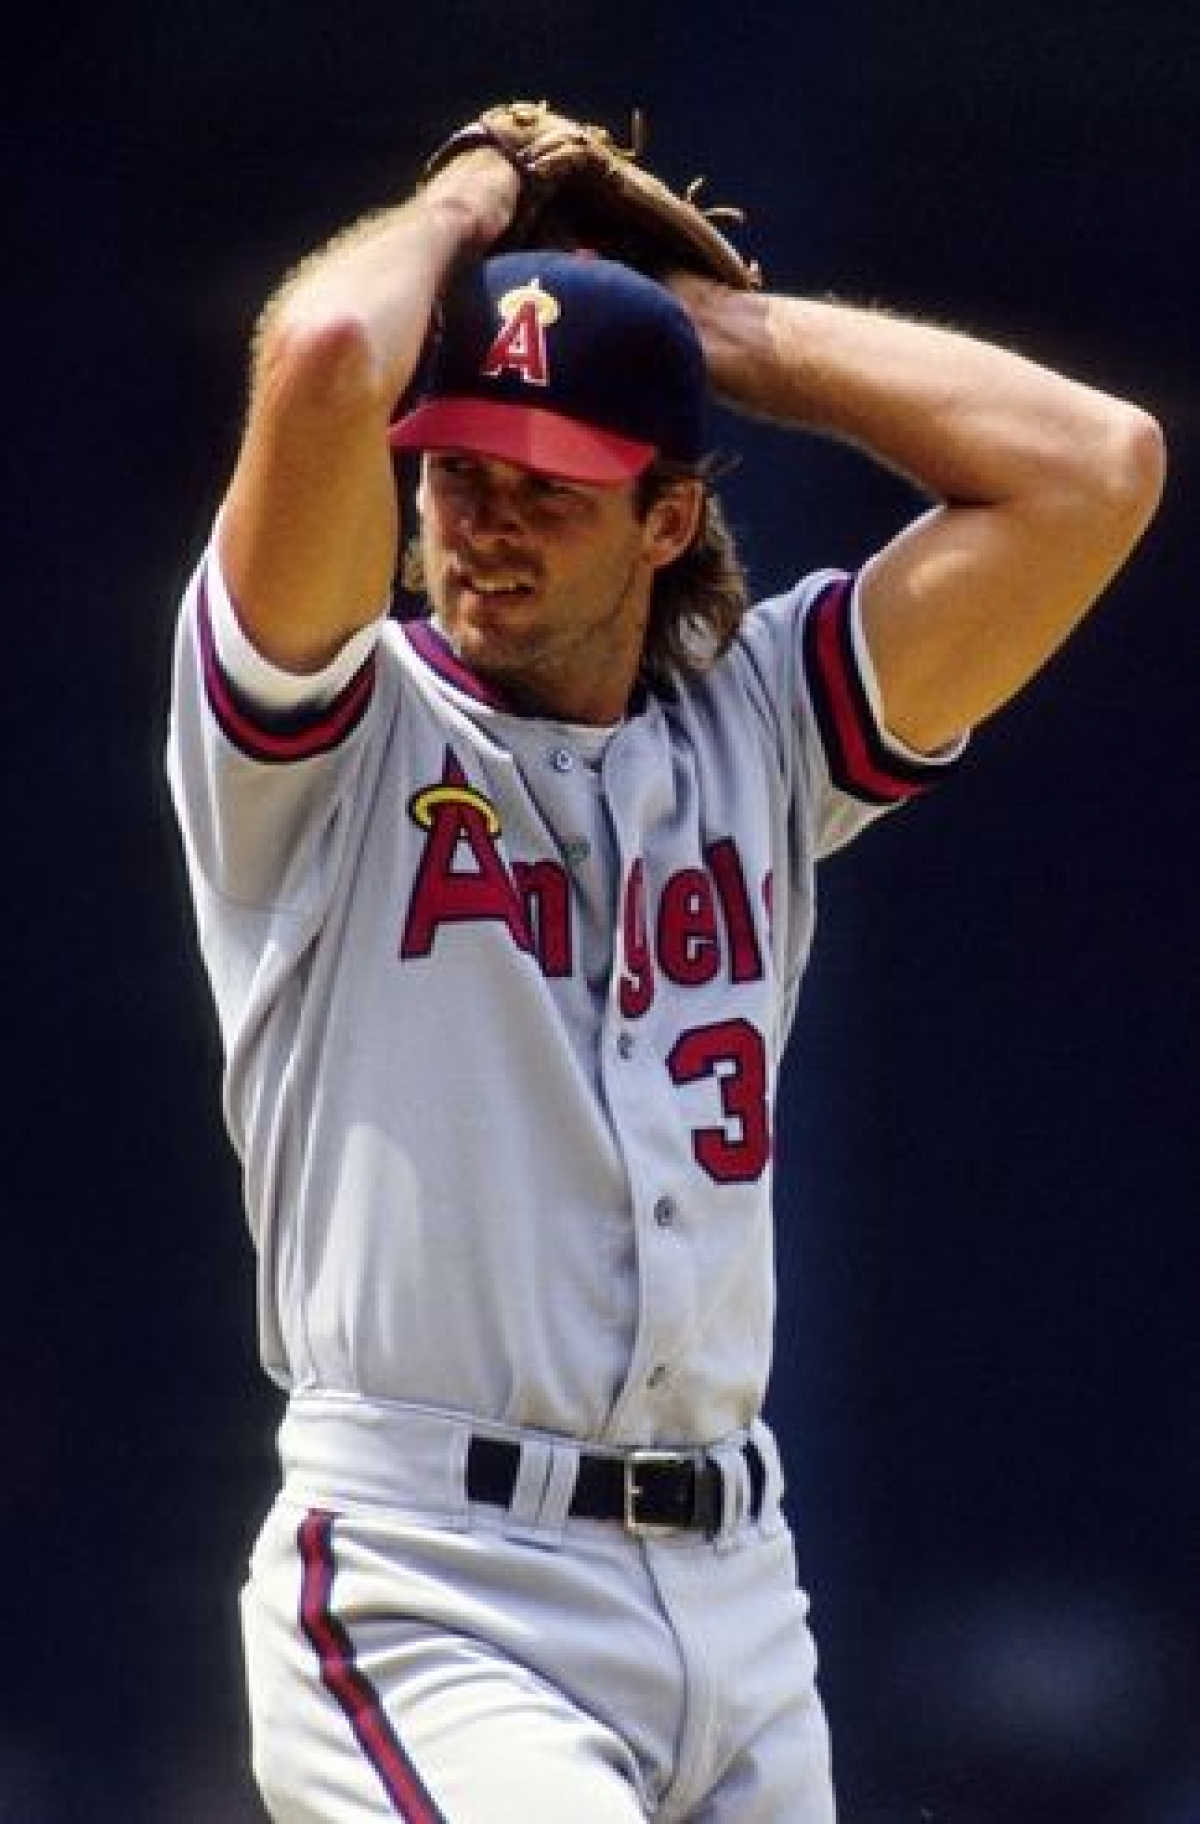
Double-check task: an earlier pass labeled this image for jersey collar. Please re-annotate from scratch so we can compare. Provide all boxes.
[401,614,658,718]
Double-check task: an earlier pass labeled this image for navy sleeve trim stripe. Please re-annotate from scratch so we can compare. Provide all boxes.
[197,570,376,764]
[802,576,955,803]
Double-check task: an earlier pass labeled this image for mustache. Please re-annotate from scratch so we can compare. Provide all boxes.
[451,551,541,590]
[401,536,544,597]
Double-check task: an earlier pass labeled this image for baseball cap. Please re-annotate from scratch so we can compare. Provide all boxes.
[388,251,708,483]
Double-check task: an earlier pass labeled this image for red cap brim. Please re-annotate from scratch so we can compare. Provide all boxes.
[387,396,656,484]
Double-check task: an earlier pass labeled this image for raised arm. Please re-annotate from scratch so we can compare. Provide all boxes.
[671,278,1165,752]
[218,148,521,674]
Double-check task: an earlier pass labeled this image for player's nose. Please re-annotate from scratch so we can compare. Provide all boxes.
[459,508,520,546]
[457,458,546,538]
[456,480,527,543]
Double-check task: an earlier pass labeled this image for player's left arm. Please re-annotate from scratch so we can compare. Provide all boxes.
[670,276,1166,753]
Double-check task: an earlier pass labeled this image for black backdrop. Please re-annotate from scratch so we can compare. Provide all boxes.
[7,4,1198,1819]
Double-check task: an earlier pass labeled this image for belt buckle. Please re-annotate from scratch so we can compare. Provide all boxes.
[623,1449,693,1538]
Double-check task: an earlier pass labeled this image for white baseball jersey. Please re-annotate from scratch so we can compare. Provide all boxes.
[167,537,961,1455]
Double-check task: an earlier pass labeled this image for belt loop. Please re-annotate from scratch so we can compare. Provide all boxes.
[748,1420,785,1518]
[538,1442,579,1538]
[493,1438,579,1545]
[709,1440,751,1547]
[502,1438,553,1537]
[446,1421,473,1525]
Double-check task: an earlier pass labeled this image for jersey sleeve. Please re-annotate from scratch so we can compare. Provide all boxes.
[165,534,389,917]
[802,569,966,851]
[739,568,967,858]
[204,540,384,719]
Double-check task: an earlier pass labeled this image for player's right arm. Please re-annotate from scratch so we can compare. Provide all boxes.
[218,148,521,674]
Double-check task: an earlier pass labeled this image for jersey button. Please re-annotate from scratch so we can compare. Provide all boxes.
[653,1196,677,1228]
[616,1031,636,1060]
[647,1364,670,1390]
[549,746,574,773]
[563,838,591,867]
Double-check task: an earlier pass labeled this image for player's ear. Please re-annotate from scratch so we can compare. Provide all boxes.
[641,479,703,571]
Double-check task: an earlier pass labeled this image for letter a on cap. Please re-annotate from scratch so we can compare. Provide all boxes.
[480,282,561,388]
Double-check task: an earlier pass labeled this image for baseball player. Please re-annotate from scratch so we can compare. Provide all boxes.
[166,104,1162,1823]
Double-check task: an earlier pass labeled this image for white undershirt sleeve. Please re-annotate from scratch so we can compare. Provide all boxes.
[206,532,388,713]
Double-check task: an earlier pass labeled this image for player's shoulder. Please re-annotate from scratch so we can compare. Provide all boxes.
[738,567,851,642]
[688,565,851,700]
[656,570,846,766]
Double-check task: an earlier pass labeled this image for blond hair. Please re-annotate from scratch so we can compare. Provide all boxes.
[633,459,749,685]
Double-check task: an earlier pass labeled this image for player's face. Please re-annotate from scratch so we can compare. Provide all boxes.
[416,453,696,723]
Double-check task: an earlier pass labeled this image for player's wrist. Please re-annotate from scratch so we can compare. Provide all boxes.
[419,147,522,253]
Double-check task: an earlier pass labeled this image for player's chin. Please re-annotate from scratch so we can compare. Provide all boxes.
[448,585,544,652]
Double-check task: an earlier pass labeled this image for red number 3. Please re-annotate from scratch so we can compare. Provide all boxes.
[667,1018,771,1184]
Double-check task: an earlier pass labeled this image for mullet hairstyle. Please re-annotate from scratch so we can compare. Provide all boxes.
[401,456,750,686]
[634,458,749,686]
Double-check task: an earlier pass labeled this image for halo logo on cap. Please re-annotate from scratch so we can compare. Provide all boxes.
[481,283,560,388]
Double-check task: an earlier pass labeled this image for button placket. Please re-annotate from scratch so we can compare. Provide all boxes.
[597,711,699,1436]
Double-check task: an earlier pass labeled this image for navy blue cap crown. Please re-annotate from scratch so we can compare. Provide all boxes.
[390,251,709,482]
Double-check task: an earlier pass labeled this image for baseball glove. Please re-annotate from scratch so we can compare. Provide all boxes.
[423,100,762,290]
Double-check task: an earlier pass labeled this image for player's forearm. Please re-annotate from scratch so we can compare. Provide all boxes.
[254,148,521,419]
[674,279,1161,523]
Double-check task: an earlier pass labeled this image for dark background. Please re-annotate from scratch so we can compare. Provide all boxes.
[7,3,1197,1819]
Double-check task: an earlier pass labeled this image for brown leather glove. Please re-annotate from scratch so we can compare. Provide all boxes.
[423,100,761,289]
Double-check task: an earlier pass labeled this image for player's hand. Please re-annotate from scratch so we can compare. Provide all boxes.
[420,143,524,254]
[664,268,766,400]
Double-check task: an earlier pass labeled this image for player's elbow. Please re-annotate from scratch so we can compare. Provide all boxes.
[1036,398,1166,584]
[1090,400,1167,548]
[255,308,392,427]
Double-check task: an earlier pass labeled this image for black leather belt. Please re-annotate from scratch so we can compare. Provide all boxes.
[466,1436,766,1538]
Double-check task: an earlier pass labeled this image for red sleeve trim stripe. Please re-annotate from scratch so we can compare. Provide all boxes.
[802,576,952,803]
[298,1511,448,1823]
[197,570,376,765]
